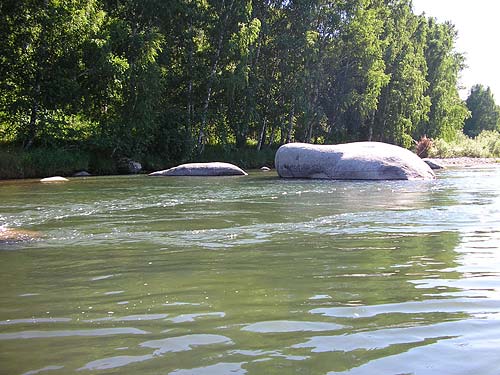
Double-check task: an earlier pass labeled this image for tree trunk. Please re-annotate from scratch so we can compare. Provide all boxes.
[235,125,247,148]
[257,116,267,151]
[326,111,336,142]
[25,86,40,150]
[305,114,316,144]
[368,110,375,141]
[187,16,194,133]
[268,124,276,147]
[285,103,295,143]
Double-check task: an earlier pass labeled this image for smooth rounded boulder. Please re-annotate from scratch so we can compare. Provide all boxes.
[149,162,247,176]
[40,176,69,183]
[275,142,435,180]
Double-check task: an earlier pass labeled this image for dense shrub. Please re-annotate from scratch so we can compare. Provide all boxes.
[429,130,500,158]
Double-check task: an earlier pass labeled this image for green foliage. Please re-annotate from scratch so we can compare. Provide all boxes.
[0,0,105,147]
[374,3,431,148]
[1,0,492,179]
[429,130,500,158]
[417,19,469,141]
[463,85,500,137]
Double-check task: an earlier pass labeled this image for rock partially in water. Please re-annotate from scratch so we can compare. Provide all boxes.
[0,227,42,243]
[118,158,142,174]
[275,142,435,180]
[149,162,247,177]
[40,176,69,183]
[73,171,91,177]
[260,166,271,172]
[423,159,444,170]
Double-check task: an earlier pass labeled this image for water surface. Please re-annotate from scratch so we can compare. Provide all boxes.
[1,166,500,374]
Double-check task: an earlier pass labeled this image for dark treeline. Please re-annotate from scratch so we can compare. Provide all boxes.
[1,0,471,168]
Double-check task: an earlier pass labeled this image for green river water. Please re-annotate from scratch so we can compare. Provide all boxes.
[1,166,500,374]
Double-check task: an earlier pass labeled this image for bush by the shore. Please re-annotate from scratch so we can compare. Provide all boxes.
[0,147,91,179]
[429,130,500,158]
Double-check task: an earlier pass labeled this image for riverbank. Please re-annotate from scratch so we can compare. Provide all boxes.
[2,144,499,180]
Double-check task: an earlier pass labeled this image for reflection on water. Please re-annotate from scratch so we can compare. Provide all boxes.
[1,166,500,374]
[241,320,345,333]
[0,327,149,340]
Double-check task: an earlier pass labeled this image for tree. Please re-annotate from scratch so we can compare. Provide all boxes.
[0,0,105,148]
[373,0,430,147]
[416,18,469,141]
[95,0,166,157]
[0,0,474,168]
[322,0,389,143]
[463,84,500,137]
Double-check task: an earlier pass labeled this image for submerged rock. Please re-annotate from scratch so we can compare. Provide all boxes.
[149,162,248,177]
[0,227,42,243]
[275,142,435,180]
[40,176,69,183]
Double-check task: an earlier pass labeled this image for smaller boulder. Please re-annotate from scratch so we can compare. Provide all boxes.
[423,159,444,170]
[149,162,247,176]
[40,176,69,183]
[73,171,91,177]
[260,166,271,172]
[118,158,142,174]
[0,227,42,243]
[128,160,142,174]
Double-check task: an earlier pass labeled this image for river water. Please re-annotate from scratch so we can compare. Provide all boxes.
[1,166,500,375]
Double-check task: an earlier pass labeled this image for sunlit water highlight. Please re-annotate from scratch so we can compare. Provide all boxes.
[1,166,500,374]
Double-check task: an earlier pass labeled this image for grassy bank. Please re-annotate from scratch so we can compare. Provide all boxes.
[0,144,277,180]
[0,147,91,179]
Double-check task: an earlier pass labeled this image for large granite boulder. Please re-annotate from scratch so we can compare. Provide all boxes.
[149,162,247,176]
[275,142,435,180]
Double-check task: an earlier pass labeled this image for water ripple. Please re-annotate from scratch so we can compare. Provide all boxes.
[0,317,71,326]
[140,334,233,355]
[241,320,345,333]
[0,327,149,340]
[169,362,247,375]
[310,298,500,318]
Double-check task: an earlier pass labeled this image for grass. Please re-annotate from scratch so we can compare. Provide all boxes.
[429,130,500,158]
[0,147,91,179]
[0,143,278,179]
